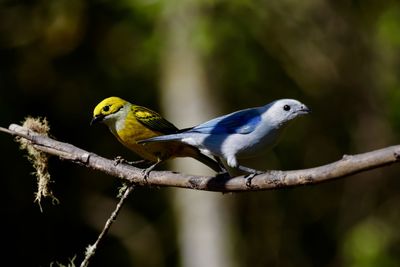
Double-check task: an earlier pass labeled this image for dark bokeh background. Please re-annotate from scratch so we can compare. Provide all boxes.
[1,0,400,266]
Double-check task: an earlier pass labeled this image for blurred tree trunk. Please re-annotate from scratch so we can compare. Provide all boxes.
[158,2,235,267]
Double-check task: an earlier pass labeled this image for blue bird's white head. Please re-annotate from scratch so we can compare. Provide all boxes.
[262,99,310,127]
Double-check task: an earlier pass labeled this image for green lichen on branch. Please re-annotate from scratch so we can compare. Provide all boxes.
[16,117,59,210]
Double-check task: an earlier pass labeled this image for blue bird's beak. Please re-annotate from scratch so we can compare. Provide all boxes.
[298,105,311,115]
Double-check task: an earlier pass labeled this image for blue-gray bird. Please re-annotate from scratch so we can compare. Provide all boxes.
[138,99,310,176]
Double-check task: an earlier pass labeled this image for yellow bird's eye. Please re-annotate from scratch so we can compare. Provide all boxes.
[103,105,110,112]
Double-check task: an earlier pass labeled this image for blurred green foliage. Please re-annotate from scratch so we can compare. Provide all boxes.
[1,0,400,266]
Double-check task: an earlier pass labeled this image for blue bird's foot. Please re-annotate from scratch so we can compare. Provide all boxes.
[245,172,258,187]
[235,165,263,187]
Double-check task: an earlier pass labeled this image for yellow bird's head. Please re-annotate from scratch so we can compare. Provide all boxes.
[91,97,130,128]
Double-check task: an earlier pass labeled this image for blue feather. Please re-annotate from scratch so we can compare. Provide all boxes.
[188,108,262,134]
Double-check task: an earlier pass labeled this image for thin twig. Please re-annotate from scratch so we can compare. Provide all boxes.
[1,124,400,192]
[80,184,135,267]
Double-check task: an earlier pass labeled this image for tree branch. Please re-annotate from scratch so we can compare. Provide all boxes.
[1,123,400,192]
[80,184,135,267]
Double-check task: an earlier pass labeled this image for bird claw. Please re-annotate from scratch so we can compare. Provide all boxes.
[142,168,151,182]
[141,161,161,183]
[129,159,149,166]
[114,156,149,167]
[244,172,262,187]
[113,156,125,166]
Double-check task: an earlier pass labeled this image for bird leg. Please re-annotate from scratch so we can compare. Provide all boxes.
[114,156,150,167]
[235,165,263,187]
[142,159,163,181]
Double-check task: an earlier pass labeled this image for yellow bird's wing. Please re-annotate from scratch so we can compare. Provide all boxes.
[132,105,179,134]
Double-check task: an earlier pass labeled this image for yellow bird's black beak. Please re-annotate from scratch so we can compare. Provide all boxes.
[90,115,104,126]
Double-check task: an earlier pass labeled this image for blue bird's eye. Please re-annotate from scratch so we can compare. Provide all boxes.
[283,105,291,111]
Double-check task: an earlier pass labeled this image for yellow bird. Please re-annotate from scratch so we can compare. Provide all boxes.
[91,97,223,177]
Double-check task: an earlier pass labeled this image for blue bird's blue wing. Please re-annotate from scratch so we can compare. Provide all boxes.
[189,108,262,134]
